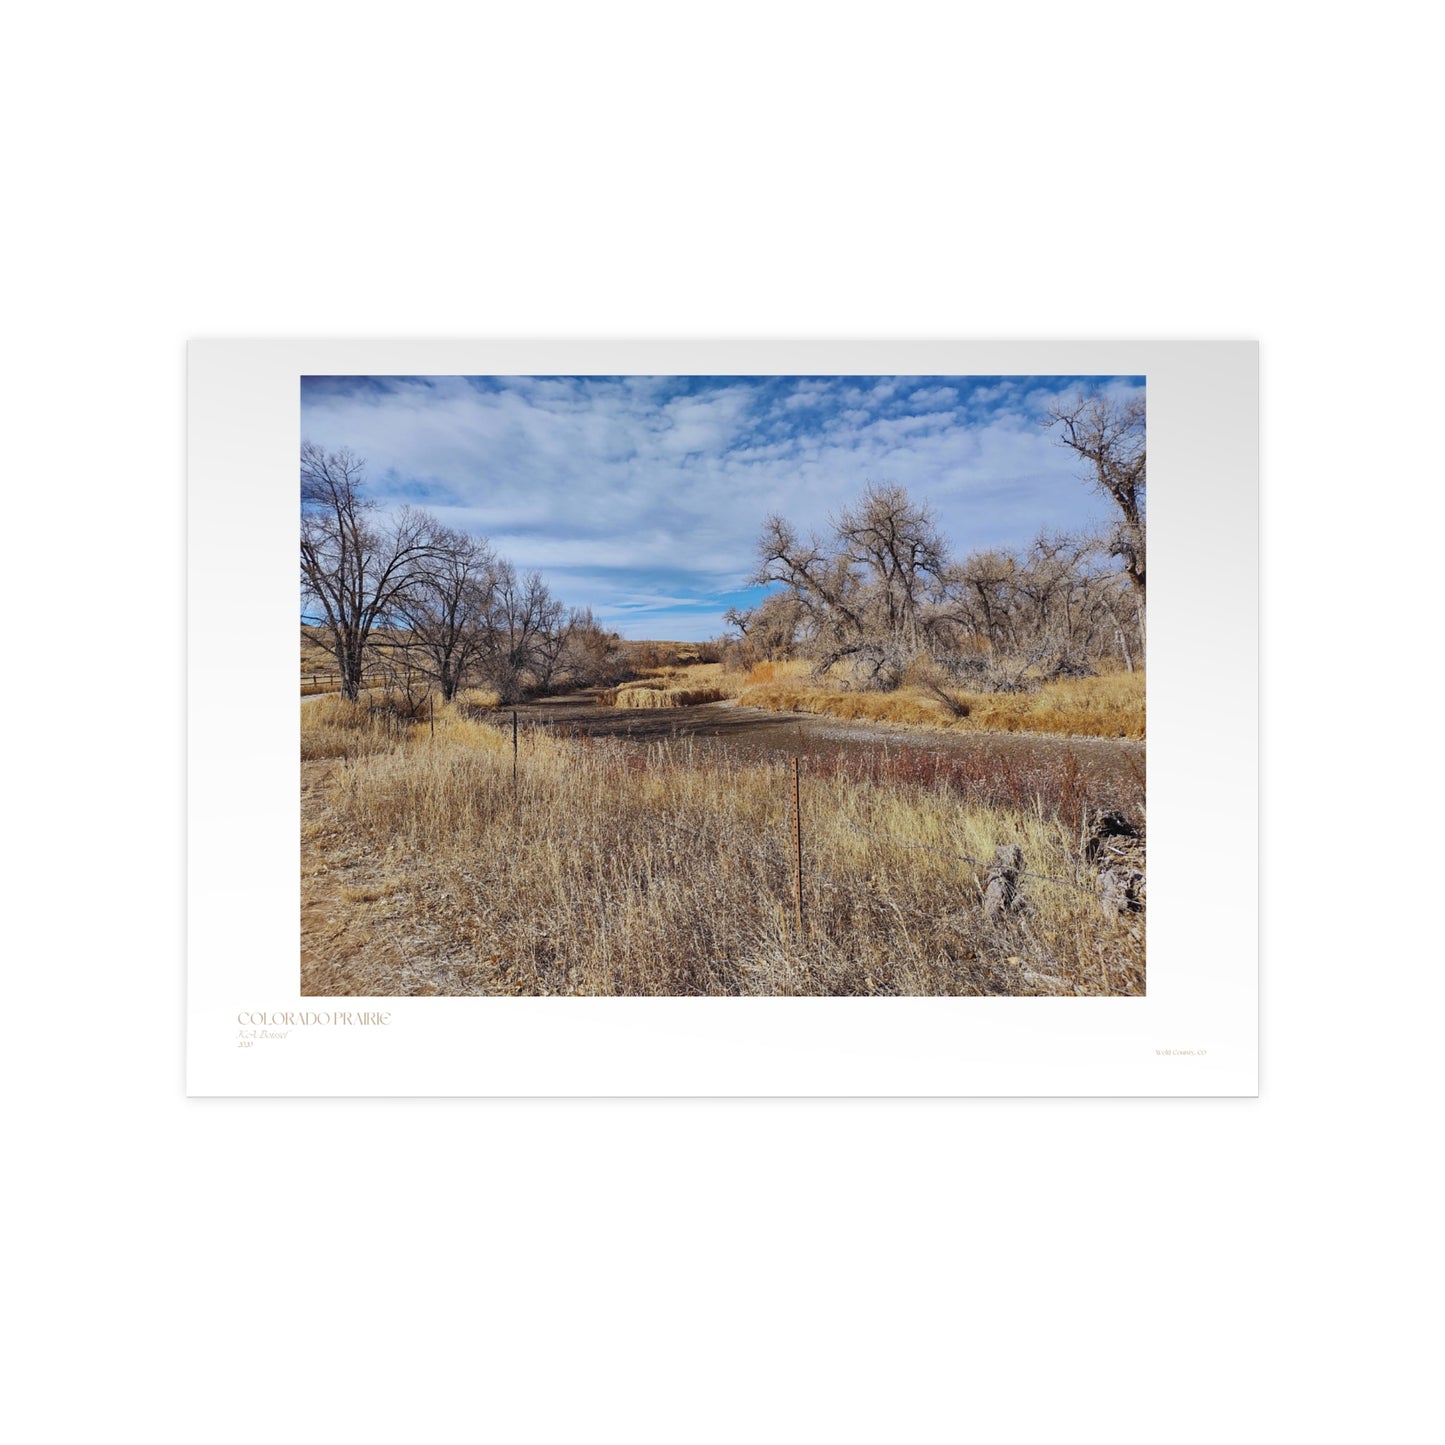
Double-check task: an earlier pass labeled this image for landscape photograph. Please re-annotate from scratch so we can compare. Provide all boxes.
[300,374,1146,996]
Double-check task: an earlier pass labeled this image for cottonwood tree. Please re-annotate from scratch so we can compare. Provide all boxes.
[1011,532,1109,669]
[478,563,568,702]
[836,482,949,666]
[554,607,626,688]
[300,442,602,706]
[934,533,1138,685]
[1045,391,1147,642]
[738,483,1144,691]
[947,548,1017,652]
[299,443,444,700]
[1094,573,1139,673]
[395,526,502,702]
[751,512,871,678]
[751,483,951,688]
[722,591,807,668]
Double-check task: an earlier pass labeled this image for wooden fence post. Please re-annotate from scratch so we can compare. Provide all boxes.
[429,693,434,740]
[792,756,804,937]
[512,709,519,789]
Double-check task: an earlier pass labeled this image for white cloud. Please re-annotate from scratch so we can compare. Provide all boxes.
[908,385,958,408]
[782,379,835,410]
[301,375,1142,637]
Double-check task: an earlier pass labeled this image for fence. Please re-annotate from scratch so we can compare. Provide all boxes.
[480,720,1142,936]
[323,694,1142,935]
[769,758,1137,938]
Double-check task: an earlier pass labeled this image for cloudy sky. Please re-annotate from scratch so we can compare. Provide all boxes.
[300,374,1144,641]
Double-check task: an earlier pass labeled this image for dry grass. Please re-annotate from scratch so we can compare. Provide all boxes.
[300,633,335,676]
[743,659,813,686]
[739,681,945,727]
[301,696,396,760]
[612,659,1144,739]
[945,673,1145,737]
[301,707,1143,997]
[302,685,501,761]
[602,680,732,709]
[597,663,743,709]
[727,667,1145,740]
[454,687,501,711]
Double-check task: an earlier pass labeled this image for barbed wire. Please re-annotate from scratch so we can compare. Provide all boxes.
[748,841,971,926]
[837,818,1108,898]
[319,701,1137,910]
[747,842,1107,994]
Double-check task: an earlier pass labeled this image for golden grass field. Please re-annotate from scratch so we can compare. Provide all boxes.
[592,659,1144,739]
[598,664,736,709]
[301,693,1144,997]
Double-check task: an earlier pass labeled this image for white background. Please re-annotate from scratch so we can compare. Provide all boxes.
[6,3,1436,1442]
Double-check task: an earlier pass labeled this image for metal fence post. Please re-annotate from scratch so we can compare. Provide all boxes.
[792,755,804,937]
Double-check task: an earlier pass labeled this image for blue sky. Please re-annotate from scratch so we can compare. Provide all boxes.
[300,374,1144,641]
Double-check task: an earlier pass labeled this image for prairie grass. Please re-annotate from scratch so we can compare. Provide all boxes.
[301,696,389,760]
[727,667,1145,739]
[454,687,502,711]
[602,679,733,708]
[744,659,813,686]
[301,691,461,759]
[739,681,945,727]
[622,662,746,695]
[945,673,1145,737]
[302,713,1143,997]
[616,660,1145,738]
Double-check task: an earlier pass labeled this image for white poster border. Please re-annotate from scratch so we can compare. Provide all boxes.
[187,338,1257,1096]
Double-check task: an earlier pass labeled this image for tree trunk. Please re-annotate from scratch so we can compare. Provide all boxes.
[339,642,363,701]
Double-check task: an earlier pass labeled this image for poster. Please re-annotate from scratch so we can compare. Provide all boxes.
[189,339,1256,1095]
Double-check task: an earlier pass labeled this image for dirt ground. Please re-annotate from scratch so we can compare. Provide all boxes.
[301,759,408,993]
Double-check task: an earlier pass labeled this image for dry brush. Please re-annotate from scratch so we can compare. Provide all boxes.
[302,701,1144,997]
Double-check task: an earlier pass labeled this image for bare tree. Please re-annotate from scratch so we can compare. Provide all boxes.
[1044,391,1147,641]
[299,443,444,700]
[742,481,1144,694]
[1012,532,1108,670]
[722,591,806,668]
[553,607,626,688]
[477,563,568,702]
[395,526,500,702]
[835,483,948,656]
[749,484,950,689]
[948,549,1017,652]
[1096,575,1138,673]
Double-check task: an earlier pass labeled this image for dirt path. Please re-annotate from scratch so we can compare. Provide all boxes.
[301,760,424,994]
